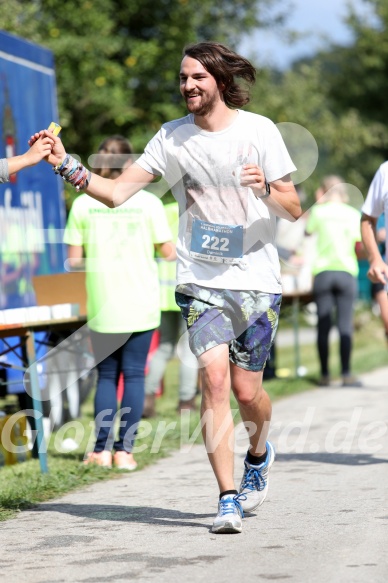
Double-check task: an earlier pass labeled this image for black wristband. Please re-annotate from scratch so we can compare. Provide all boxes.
[256,179,271,199]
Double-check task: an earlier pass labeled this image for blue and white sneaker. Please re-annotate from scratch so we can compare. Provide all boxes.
[212,494,244,534]
[238,441,276,512]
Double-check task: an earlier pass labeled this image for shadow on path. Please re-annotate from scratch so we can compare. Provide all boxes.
[33,503,214,529]
[276,452,387,466]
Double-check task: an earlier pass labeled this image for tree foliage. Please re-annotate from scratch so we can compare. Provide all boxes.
[250,61,388,198]
[2,0,388,198]
[322,0,388,126]
[301,0,388,191]
[247,0,388,197]
[1,0,281,159]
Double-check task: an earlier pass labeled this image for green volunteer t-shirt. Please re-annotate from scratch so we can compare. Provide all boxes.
[306,201,361,276]
[64,191,172,333]
[157,201,179,312]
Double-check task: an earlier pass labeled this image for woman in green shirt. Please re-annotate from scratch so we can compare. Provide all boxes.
[306,176,362,387]
[64,136,174,469]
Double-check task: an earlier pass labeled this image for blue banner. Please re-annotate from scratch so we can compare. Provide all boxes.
[0,31,67,394]
[0,30,66,310]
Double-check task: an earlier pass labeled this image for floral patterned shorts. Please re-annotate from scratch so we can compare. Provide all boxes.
[175,283,282,372]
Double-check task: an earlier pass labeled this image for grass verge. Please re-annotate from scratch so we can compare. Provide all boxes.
[0,313,386,521]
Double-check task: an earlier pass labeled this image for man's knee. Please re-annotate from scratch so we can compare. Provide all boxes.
[233,380,264,407]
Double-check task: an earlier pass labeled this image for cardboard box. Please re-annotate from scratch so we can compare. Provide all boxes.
[32,272,87,317]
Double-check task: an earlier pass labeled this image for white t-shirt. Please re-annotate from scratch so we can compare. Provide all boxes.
[361,161,388,251]
[136,110,296,292]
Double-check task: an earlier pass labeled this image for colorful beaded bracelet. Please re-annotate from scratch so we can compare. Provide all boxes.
[53,154,91,191]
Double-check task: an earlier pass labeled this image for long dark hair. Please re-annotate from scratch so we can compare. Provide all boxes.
[183,42,256,108]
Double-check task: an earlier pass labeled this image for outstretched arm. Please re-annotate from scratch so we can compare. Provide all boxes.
[29,130,155,208]
[2,135,54,180]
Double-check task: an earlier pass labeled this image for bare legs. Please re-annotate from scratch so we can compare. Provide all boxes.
[198,343,271,493]
[199,344,234,492]
[230,362,271,457]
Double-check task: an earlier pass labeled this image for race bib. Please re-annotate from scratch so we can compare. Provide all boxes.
[190,219,243,264]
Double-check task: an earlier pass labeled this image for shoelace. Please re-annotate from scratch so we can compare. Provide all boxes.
[241,465,267,492]
[219,495,245,518]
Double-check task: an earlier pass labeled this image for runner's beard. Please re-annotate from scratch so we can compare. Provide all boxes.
[185,91,219,117]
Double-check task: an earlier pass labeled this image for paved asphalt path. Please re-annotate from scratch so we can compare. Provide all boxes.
[1,367,387,583]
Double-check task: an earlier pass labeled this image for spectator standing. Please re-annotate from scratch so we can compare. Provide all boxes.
[306,176,362,387]
[64,135,174,470]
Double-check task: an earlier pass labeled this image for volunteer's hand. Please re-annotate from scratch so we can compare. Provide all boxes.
[29,130,67,167]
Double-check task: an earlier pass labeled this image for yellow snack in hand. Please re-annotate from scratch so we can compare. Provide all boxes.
[48,122,62,136]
